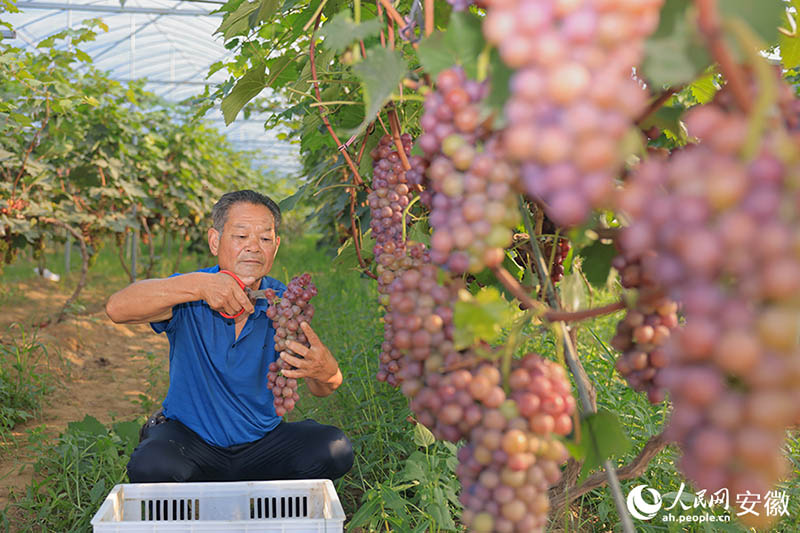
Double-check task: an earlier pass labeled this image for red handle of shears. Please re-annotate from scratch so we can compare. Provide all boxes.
[219,269,247,319]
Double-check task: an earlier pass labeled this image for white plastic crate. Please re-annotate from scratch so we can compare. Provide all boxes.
[90,479,345,532]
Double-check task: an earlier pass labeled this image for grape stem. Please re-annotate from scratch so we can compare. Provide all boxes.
[376,0,386,47]
[549,430,668,512]
[401,195,420,243]
[309,16,368,190]
[424,0,433,37]
[695,0,752,113]
[517,196,636,533]
[491,265,625,322]
[347,170,378,280]
[387,106,412,171]
[377,0,418,50]
[545,301,626,323]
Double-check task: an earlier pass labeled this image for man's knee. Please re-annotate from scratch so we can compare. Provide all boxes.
[127,440,197,483]
[322,427,354,480]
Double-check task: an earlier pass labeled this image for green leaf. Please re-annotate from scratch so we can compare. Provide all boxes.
[249,0,281,28]
[112,420,141,455]
[332,233,375,268]
[266,55,299,88]
[485,48,513,123]
[576,409,632,483]
[453,286,521,349]
[688,70,719,104]
[643,0,710,86]
[780,4,800,69]
[719,0,784,47]
[427,497,456,529]
[318,10,381,53]
[74,48,92,63]
[89,479,106,503]
[407,219,431,247]
[216,0,260,39]
[348,497,381,529]
[66,415,107,439]
[413,422,435,448]
[379,486,411,522]
[346,47,407,136]
[417,11,484,79]
[221,62,266,125]
[579,240,617,287]
[399,451,428,481]
[417,32,455,80]
[639,104,687,141]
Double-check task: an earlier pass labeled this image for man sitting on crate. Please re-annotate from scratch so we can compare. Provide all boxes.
[105,190,354,483]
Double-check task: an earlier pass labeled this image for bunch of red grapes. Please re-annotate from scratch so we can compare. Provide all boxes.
[419,67,489,158]
[610,253,679,404]
[482,0,664,227]
[368,134,430,386]
[420,68,520,274]
[375,242,429,386]
[454,354,574,533]
[266,273,317,417]
[539,215,570,284]
[619,80,800,527]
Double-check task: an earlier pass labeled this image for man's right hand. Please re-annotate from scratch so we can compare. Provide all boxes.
[200,272,255,317]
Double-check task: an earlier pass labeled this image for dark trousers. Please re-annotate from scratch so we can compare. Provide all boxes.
[127,418,354,483]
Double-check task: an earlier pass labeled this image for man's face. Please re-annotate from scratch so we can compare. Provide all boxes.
[208,202,280,288]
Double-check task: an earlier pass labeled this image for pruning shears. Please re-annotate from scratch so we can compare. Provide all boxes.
[219,269,275,319]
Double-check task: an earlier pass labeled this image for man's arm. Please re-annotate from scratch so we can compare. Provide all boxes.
[105,272,255,324]
[281,322,343,397]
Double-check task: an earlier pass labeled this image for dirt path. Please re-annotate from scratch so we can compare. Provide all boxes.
[0,276,170,508]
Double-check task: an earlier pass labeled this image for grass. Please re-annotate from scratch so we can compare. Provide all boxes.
[0,325,53,442]
[1,233,799,532]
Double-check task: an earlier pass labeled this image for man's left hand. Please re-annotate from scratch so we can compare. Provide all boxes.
[280,322,341,394]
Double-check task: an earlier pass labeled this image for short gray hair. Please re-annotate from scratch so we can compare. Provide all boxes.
[211,190,282,234]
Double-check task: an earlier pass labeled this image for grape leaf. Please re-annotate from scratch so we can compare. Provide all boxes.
[216,0,260,39]
[318,10,381,53]
[643,0,710,86]
[417,11,484,79]
[249,0,281,29]
[688,70,719,104]
[639,104,687,142]
[221,62,266,125]
[575,410,632,483]
[346,47,407,136]
[453,287,521,350]
[579,240,617,287]
[486,49,514,124]
[265,55,299,89]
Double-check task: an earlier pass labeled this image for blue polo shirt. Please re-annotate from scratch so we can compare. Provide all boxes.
[151,265,286,447]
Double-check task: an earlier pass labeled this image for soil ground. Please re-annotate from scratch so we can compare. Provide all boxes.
[0,276,170,508]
